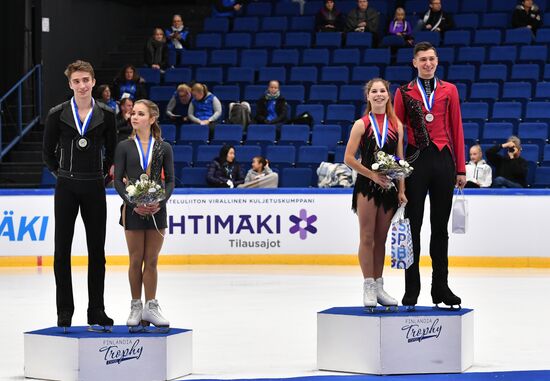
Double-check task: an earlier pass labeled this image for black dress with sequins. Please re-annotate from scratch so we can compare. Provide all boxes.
[352,113,399,213]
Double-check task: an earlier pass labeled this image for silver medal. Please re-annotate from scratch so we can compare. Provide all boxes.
[425,113,434,123]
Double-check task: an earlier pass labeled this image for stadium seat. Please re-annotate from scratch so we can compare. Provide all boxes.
[526,102,550,121]
[211,124,243,145]
[311,125,341,152]
[213,85,240,102]
[437,47,455,66]
[290,66,318,83]
[284,32,312,48]
[454,13,480,29]
[179,167,208,188]
[254,32,282,49]
[138,68,160,85]
[266,145,296,169]
[473,29,502,46]
[333,145,346,163]
[160,124,176,144]
[457,47,486,65]
[271,49,300,66]
[518,123,548,151]
[492,102,523,122]
[481,13,508,29]
[227,67,255,84]
[534,28,550,44]
[487,46,518,66]
[259,67,287,83]
[164,68,192,85]
[534,167,550,187]
[504,28,533,45]
[295,104,324,124]
[195,33,222,49]
[180,50,207,66]
[195,67,223,85]
[302,48,330,66]
[234,145,262,164]
[510,64,540,84]
[281,85,306,103]
[501,82,532,104]
[290,16,315,31]
[246,124,276,148]
[461,102,489,121]
[320,66,350,84]
[469,83,499,103]
[332,48,361,65]
[363,48,391,66]
[326,104,356,123]
[447,65,476,84]
[478,64,508,83]
[395,48,414,64]
[41,167,56,187]
[490,0,517,12]
[522,144,540,164]
[247,2,272,17]
[210,50,238,66]
[281,167,313,187]
[261,16,288,32]
[195,145,224,166]
[380,35,406,48]
[149,86,175,102]
[339,84,364,103]
[346,32,374,48]
[412,31,440,46]
[443,31,471,46]
[275,2,300,16]
[462,122,480,145]
[518,45,548,64]
[351,66,381,83]
[315,32,342,48]
[178,124,208,148]
[203,17,229,33]
[172,145,193,172]
[244,85,267,102]
[233,17,259,33]
[481,122,514,144]
[296,146,329,171]
[240,49,269,69]
[460,0,487,13]
[279,124,310,147]
[225,33,252,49]
[384,66,413,84]
[309,85,338,103]
[534,82,550,100]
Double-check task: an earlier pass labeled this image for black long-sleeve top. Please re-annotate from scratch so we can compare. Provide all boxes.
[206,158,245,187]
[116,112,133,143]
[254,97,288,124]
[144,38,169,69]
[512,5,542,31]
[486,144,528,187]
[42,100,117,177]
[114,138,175,208]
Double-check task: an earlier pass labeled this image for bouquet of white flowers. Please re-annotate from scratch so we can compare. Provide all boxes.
[126,174,165,207]
[371,151,414,182]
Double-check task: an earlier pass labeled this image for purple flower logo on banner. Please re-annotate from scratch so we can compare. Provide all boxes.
[289,209,317,240]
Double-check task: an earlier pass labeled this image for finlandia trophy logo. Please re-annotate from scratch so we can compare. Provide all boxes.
[99,339,144,365]
[401,318,443,343]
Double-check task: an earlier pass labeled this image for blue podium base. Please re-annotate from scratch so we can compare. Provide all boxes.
[317,306,474,375]
[24,325,192,381]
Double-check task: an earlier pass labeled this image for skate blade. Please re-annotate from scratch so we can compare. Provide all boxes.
[404,305,416,312]
[128,325,145,333]
[143,325,170,333]
[434,303,462,311]
[382,305,399,312]
[364,306,377,313]
[60,327,69,334]
[87,325,113,333]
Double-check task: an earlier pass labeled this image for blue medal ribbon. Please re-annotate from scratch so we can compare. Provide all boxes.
[416,77,437,113]
[70,97,94,136]
[134,134,154,172]
[368,112,389,149]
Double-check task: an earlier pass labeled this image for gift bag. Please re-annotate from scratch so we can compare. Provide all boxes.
[390,204,414,269]
[452,188,468,234]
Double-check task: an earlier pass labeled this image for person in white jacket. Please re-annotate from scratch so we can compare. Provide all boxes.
[465,145,492,188]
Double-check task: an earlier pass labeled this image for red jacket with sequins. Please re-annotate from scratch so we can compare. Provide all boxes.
[394,78,466,175]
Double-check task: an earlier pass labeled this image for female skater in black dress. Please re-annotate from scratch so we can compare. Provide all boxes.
[344,78,407,310]
[114,99,174,331]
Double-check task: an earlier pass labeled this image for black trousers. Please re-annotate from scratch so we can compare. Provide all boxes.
[54,176,107,314]
[404,143,456,299]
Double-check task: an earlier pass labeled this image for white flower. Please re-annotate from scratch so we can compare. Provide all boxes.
[148,187,157,193]
[404,162,410,168]
[399,160,406,166]
[126,185,136,197]
[140,174,149,182]
[371,163,380,171]
[155,184,161,190]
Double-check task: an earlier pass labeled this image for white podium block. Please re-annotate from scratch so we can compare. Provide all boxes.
[318,306,473,375]
[24,326,192,381]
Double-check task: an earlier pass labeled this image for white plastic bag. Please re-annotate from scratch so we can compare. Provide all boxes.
[390,204,414,269]
[452,188,468,234]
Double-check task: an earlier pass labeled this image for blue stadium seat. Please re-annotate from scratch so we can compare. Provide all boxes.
[501,82,532,103]
[296,146,329,169]
[492,102,523,122]
[481,122,514,144]
[462,122,480,145]
[454,13,480,29]
[406,0,430,14]
[461,102,489,121]
[346,32,374,48]
[235,145,262,164]
[210,50,238,66]
[309,85,338,103]
[266,145,296,169]
[363,48,391,66]
[437,47,455,66]
[304,1,324,15]
[333,145,346,163]
[244,85,267,101]
[178,124,209,147]
[315,32,342,48]
[521,144,540,163]
[518,123,548,151]
[149,86,175,102]
[233,17,260,33]
[481,13,508,29]
[395,48,414,65]
[261,16,288,32]
[534,167,550,187]
[227,67,255,84]
[195,67,223,85]
[225,33,252,49]
[543,144,550,162]
[195,33,222,49]
[311,125,342,152]
[510,64,540,84]
[534,82,550,100]
[204,17,229,33]
[275,2,300,16]
[212,124,243,145]
[545,64,550,80]
[247,2,272,17]
[160,124,176,144]
[455,82,467,101]
[447,65,476,84]
[352,66,381,83]
[469,82,499,102]
[457,47,486,65]
[240,49,269,69]
[504,28,533,45]
[41,167,56,187]
[385,66,413,84]
[339,84,364,103]
[279,124,310,147]
[535,28,550,44]
[195,145,224,166]
[254,32,282,49]
[460,0,487,13]
[271,49,300,66]
[284,32,312,48]
[526,102,550,121]
[246,124,276,148]
[290,66,318,83]
[290,16,315,31]
[180,50,207,66]
[490,0,517,12]
[213,85,240,102]
[487,46,518,66]
[281,85,306,103]
[519,45,548,64]
[332,48,361,65]
[380,35,406,48]
[180,167,208,188]
[326,104,356,123]
[138,68,161,85]
[412,31,440,46]
[295,104,325,124]
[302,48,330,66]
[164,68,192,85]
[281,168,313,187]
[444,31,471,46]
[478,64,508,83]
[320,66,349,84]
[259,67,286,83]
[172,145,193,172]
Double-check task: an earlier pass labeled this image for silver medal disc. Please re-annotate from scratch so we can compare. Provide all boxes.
[425,113,434,123]
[78,137,88,148]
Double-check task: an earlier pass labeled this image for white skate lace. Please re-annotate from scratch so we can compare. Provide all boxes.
[128,302,142,321]
[148,301,164,319]
[364,282,377,299]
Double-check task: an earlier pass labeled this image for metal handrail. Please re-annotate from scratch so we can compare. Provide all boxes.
[0,64,42,161]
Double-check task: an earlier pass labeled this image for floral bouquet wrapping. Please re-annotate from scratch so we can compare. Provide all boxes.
[126,174,165,207]
[371,151,414,188]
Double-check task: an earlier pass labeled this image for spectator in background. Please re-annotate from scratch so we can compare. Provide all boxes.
[144,28,168,71]
[345,0,380,37]
[254,80,288,126]
[212,0,247,17]
[206,145,245,188]
[113,64,147,101]
[486,136,528,188]
[166,84,192,125]
[116,98,134,143]
[316,0,345,32]
[165,14,189,51]
[96,84,118,113]
[512,0,542,33]
[241,156,278,188]
[465,145,492,188]
[417,0,454,33]
[188,83,222,137]
[388,7,414,46]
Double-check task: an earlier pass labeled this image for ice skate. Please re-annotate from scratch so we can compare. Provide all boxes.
[57,311,72,334]
[432,284,462,310]
[402,292,418,311]
[87,309,114,332]
[376,278,398,312]
[363,278,378,313]
[127,299,144,333]
[142,299,170,333]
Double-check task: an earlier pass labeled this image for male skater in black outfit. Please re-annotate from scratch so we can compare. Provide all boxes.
[43,60,117,330]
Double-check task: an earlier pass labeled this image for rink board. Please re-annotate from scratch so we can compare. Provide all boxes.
[24,326,192,381]
[317,307,474,375]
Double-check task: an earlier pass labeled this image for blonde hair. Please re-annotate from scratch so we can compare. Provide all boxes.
[508,135,522,150]
[177,83,192,93]
[131,99,162,140]
[64,60,95,80]
[363,78,398,126]
[192,83,208,95]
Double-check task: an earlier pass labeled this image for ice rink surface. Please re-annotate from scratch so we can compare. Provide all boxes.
[1,265,549,380]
